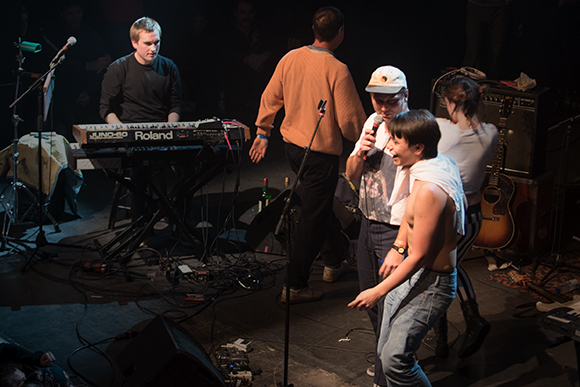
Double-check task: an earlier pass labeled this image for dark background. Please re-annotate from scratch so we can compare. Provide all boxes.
[1,3,580,386]
[1,0,579,147]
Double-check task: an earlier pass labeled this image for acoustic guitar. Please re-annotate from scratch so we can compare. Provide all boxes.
[473,96,516,250]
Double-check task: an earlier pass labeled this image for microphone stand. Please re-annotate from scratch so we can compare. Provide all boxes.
[274,99,326,387]
[535,113,580,283]
[8,55,67,271]
[1,43,39,253]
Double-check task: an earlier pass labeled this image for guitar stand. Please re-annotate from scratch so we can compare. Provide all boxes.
[536,253,580,287]
[96,145,228,265]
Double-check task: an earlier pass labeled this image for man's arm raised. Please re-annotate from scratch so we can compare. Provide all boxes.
[345,127,376,181]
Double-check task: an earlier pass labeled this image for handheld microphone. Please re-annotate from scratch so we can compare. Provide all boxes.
[50,36,77,66]
[363,115,384,160]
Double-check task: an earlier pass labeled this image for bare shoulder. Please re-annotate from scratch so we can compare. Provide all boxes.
[413,181,448,202]
[410,181,449,216]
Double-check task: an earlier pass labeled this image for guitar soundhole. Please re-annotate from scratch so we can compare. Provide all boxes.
[483,186,500,204]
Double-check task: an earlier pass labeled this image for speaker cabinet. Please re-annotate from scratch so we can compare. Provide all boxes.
[509,170,554,256]
[245,184,302,254]
[431,83,558,177]
[116,315,225,387]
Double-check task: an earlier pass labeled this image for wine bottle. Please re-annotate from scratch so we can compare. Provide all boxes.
[258,178,271,212]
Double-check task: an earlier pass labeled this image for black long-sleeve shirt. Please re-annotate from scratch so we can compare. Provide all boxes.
[99,53,182,123]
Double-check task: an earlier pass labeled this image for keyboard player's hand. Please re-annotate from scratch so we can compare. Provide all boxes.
[249,136,268,164]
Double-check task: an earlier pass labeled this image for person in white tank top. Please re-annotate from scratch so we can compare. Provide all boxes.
[434,75,498,359]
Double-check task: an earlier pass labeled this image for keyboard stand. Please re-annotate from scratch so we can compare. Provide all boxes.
[96,144,229,263]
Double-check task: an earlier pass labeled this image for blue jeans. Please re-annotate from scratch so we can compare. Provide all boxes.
[356,217,399,387]
[378,268,457,386]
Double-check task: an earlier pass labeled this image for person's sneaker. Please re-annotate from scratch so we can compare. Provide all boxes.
[366,364,375,377]
[323,260,350,283]
[280,287,323,304]
[536,294,580,312]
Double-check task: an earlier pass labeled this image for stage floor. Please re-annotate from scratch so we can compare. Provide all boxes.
[1,135,579,387]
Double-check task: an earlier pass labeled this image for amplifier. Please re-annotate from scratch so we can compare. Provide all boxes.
[431,83,558,177]
[509,170,554,256]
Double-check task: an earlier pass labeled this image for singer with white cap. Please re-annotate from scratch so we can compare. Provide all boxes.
[345,65,410,387]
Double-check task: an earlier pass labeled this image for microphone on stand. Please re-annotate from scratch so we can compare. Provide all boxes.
[318,99,327,116]
[50,36,77,66]
[363,115,384,160]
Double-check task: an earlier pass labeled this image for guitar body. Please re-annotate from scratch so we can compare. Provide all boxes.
[473,173,516,249]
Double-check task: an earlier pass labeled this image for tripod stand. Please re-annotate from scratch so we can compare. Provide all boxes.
[7,45,69,271]
[274,99,327,387]
[0,42,50,251]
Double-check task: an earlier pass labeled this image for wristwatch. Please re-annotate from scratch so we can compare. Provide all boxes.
[392,244,407,255]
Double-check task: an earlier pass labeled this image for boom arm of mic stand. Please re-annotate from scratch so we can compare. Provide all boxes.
[8,59,61,109]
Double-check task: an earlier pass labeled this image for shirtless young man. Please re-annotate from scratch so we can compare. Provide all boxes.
[349,109,466,386]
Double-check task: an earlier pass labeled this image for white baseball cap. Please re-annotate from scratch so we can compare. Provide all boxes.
[365,65,407,94]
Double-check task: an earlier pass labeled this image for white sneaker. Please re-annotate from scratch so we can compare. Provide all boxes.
[536,294,580,312]
[323,260,350,283]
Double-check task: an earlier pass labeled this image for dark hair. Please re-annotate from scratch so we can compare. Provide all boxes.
[389,109,441,160]
[442,76,485,126]
[312,6,344,42]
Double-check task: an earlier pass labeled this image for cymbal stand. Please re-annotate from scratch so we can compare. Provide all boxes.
[0,43,41,251]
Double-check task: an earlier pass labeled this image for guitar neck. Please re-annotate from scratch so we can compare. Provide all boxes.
[489,96,514,183]
[489,127,506,185]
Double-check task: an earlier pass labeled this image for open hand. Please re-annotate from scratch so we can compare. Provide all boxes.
[249,136,268,163]
[379,249,404,279]
[348,288,381,311]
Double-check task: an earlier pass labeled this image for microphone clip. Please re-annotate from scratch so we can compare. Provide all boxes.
[318,99,327,116]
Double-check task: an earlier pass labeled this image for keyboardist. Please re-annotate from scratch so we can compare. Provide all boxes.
[99,16,182,224]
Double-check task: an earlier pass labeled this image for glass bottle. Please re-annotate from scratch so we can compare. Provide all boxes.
[258,178,271,212]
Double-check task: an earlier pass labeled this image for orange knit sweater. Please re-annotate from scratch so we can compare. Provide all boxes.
[255,46,366,156]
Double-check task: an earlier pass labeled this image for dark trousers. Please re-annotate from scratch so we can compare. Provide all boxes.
[284,142,341,289]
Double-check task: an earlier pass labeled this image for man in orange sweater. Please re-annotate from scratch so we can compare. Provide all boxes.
[249,6,366,303]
